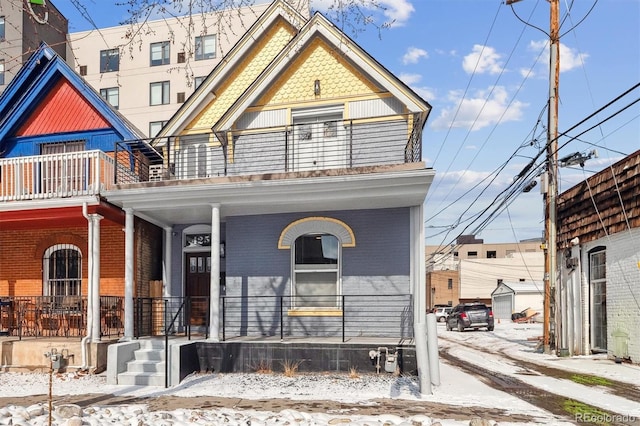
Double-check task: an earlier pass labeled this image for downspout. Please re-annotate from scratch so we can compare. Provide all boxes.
[81,203,93,370]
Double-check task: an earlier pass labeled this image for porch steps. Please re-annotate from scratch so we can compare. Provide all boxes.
[117,340,166,387]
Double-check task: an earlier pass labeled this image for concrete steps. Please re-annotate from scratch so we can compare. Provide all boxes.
[117,340,166,386]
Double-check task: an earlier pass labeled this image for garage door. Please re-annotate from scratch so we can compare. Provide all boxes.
[492,294,513,320]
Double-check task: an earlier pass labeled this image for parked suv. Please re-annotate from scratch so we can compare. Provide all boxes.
[434,306,453,322]
[446,303,494,332]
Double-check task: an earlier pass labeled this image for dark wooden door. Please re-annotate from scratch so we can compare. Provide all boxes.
[185,252,210,326]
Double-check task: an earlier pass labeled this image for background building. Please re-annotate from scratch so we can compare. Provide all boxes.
[426,235,544,309]
[65,2,286,138]
[0,0,68,94]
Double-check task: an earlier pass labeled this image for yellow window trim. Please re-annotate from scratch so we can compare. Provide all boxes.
[287,309,343,317]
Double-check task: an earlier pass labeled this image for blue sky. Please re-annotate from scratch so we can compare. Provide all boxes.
[55,0,640,245]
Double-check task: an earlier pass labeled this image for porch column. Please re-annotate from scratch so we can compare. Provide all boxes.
[123,208,135,340]
[163,227,173,298]
[208,203,221,341]
[89,214,103,342]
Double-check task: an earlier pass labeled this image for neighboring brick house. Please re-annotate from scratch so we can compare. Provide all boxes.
[0,44,161,368]
[557,150,640,362]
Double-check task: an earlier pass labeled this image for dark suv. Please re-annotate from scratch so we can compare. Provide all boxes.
[446,303,494,332]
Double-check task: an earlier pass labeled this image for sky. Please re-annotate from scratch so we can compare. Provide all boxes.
[52,0,640,245]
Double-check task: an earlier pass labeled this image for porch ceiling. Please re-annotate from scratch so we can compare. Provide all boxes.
[105,165,435,227]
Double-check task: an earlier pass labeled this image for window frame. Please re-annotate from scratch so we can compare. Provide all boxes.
[150,41,170,66]
[0,59,4,86]
[149,120,168,138]
[99,48,119,73]
[43,244,82,298]
[291,233,341,311]
[150,81,170,106]
[195,34,216,60]
[100,87,119,109]
[0,16,5,41]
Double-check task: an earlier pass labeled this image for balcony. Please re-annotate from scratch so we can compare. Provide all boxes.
[144,113,423,182]
[0,114,424,201]
[0,150,119,202]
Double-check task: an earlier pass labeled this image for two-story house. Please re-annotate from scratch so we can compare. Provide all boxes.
[103,0,434,383]
[0,43,161,371]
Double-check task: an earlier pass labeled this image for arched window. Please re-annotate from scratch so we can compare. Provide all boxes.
[43,245,82,297]
[279,217,355,310]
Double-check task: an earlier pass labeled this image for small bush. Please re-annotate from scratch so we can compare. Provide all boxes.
[282,360,301,377]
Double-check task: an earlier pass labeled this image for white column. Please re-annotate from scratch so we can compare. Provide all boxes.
[163,227,173,298]
[208,204,221,341]
[124,208,135,340]
[90,214,103,342]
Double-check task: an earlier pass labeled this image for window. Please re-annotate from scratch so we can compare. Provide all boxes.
[149,120,167,138]
[43,245,81,297]
[0,16,5,40]
[100,48,119,73]
[293,234,339,308]
[100,87,119,109]
[447,278,453,290]
[589,249,607,350]
[177,92,185,103]
[150,81,170,105]
[195,34,216,60]
[0,60,4,86]
[177,52,186,63]
[467,251,478,258]
[150,41,170,66]
[486,250,496,259]
[194,76,205,89]
[79,65,87,76]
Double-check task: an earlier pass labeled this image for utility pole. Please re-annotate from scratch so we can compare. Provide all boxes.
[507,0,560,353]
[544,0,560,354]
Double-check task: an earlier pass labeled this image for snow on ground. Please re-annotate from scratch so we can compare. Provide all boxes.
[0,321,638,425]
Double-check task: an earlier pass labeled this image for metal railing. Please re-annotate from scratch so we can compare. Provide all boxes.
[123,113,424,183]
[0,294,413,342]
[0,151,116,202]
[0,296,125,339]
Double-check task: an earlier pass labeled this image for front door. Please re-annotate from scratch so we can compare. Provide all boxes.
[185,252,210,326]
[292,111,345,171]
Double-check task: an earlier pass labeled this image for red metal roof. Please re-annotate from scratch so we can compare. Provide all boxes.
[16,79,110,136]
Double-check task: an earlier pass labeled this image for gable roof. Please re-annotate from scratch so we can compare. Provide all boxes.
[0,43,145,147]
[213,11,431,133]
[157,0,307,139]
[158,0,431,141]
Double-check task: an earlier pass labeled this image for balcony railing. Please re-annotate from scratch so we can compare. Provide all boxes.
[0,150,117,202]
[133,113,424,183]
[0,114,424,201]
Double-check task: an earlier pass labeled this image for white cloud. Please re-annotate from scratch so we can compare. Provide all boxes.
[463,45,504,75]
[414,86,436,102]
[311,0,415,27]
[399,72,422,85]
[402,47,428,64]
[528,40,588,72]
[430,86,528,131]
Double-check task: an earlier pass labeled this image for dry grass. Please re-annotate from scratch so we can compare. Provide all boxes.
[348,367,360,379]
[251,360,273,374]
[281,360,302,377]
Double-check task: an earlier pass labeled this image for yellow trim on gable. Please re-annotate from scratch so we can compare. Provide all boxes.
[278,216,356,249]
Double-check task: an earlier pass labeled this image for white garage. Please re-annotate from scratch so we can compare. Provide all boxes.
[491,281,543,321]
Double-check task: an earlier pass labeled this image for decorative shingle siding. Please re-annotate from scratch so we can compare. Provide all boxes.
[189,20,297,131]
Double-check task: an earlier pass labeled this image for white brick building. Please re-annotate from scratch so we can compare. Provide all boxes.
[557,150,640,362]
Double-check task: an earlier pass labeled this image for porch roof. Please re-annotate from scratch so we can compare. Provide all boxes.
[104,163,434,227]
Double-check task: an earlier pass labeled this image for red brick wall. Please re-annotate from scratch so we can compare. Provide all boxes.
[0,223,123,296]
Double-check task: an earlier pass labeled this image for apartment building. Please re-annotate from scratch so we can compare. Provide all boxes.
[65,2,286,138]
[0,0,68,94]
